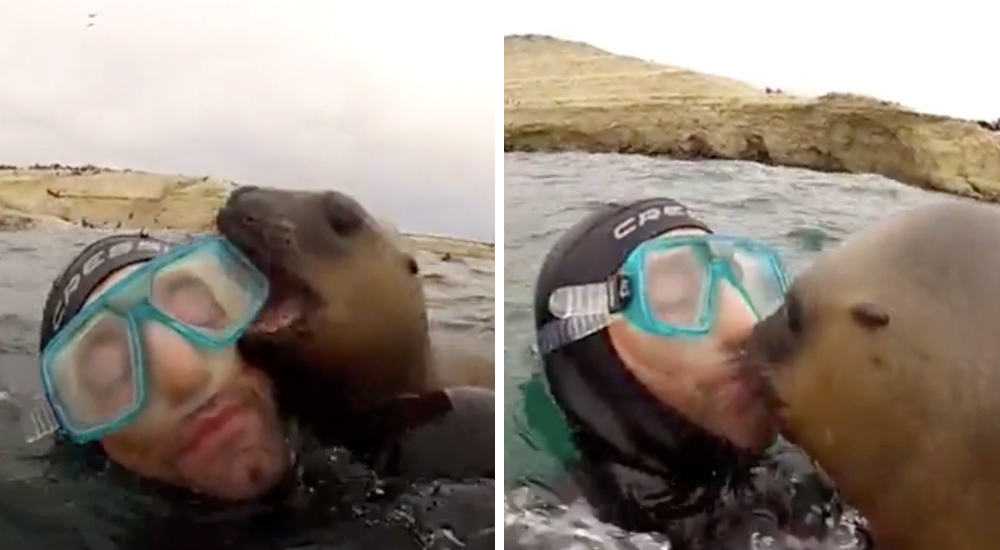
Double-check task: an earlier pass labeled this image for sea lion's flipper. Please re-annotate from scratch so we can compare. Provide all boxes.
[353,392,454,445]
[427,331,495,390]
[353,387,495,481]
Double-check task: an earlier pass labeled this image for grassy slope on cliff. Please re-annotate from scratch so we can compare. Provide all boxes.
[505,34,1000,201]
[0,164,493,260]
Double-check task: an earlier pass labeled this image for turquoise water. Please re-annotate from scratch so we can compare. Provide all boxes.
[503,151,973,484]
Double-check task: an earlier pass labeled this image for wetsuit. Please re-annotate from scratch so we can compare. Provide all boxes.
[0,385,495,550]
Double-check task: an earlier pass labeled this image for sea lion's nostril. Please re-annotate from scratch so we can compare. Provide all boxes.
[746,302,801,366]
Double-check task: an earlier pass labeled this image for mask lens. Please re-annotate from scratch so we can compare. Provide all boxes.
[149,241,266,339]
[728,247,785,318]
[47,311,139,432]
[641,246,706,327]
[138,318,240,413]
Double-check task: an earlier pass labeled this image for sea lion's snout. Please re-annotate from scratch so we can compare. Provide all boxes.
[216,186,381,336]
[744,291,804,366]
[218,186,373,260]
[741,289,808,413]
[216,185,293,270]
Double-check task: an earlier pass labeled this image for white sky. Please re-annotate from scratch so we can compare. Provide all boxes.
[502,0,999,122]
[0,0,495,240]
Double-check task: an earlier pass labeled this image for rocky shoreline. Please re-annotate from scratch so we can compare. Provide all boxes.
[504,34,1000,201]
[0,164,493,260]
[0,164,234,232]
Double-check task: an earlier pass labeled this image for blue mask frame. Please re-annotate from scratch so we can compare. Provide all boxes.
[538,234,791,354]
[619,234,790,338]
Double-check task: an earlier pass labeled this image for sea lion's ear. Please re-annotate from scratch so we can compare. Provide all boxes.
[849,302,891,330]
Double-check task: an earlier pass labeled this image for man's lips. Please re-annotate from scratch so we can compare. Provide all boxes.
[177,402,242,459]
[716,367,762,413]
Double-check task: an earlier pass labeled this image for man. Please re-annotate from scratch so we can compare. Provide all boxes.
[25,231,493,549]
[518,197,872,549]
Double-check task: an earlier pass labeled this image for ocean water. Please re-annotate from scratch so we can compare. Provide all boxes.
[0,227,495,550]
[503,151,974,549]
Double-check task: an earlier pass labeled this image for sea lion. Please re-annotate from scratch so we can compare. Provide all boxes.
[742,201,1000,550]
[214,186,494,423]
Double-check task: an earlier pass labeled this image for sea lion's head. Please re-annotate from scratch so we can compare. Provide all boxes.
[742,201,1000,549]
[215,186,431,412]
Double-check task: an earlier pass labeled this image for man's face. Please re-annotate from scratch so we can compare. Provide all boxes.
[607,228,777,451]
[79,264,290,501]
[99,350,290,501]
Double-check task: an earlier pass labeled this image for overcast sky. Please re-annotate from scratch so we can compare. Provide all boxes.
[0,0,494,240]
[502,0,999,122]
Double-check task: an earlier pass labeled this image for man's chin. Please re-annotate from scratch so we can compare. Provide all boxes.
[715,407,778,453]
[743,420,778,453]
[180,450,288,502]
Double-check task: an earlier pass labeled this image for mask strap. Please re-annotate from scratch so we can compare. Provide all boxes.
[537,313,613,354]
[23,393,59,444]
[537,274,631,354]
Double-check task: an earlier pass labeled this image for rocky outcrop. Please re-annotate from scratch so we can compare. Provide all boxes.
[0,164,233,231]
[0,164,494,264]
[505,34,1000,201]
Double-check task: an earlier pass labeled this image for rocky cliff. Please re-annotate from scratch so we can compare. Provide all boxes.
[0,164,232,231]
[0,164,494,262]
[504,34,1000,201]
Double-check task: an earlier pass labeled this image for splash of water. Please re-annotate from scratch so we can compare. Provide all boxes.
[504,486,872,550]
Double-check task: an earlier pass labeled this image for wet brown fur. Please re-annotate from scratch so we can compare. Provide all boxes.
[215,187,493,428]
[743,201,1000,550]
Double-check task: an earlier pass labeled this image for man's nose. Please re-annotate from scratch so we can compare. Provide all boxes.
[143,325,211,404]
[715,285,758,349]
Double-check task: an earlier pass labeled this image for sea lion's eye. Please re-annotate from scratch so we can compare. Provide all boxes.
[406,256,420,275]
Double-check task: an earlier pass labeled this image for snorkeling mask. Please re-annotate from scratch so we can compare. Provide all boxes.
[37,235,269,443]
[538,233,791,354]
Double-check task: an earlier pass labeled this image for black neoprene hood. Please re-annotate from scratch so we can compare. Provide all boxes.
[39,233,172,352]
[532,197,751,486]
